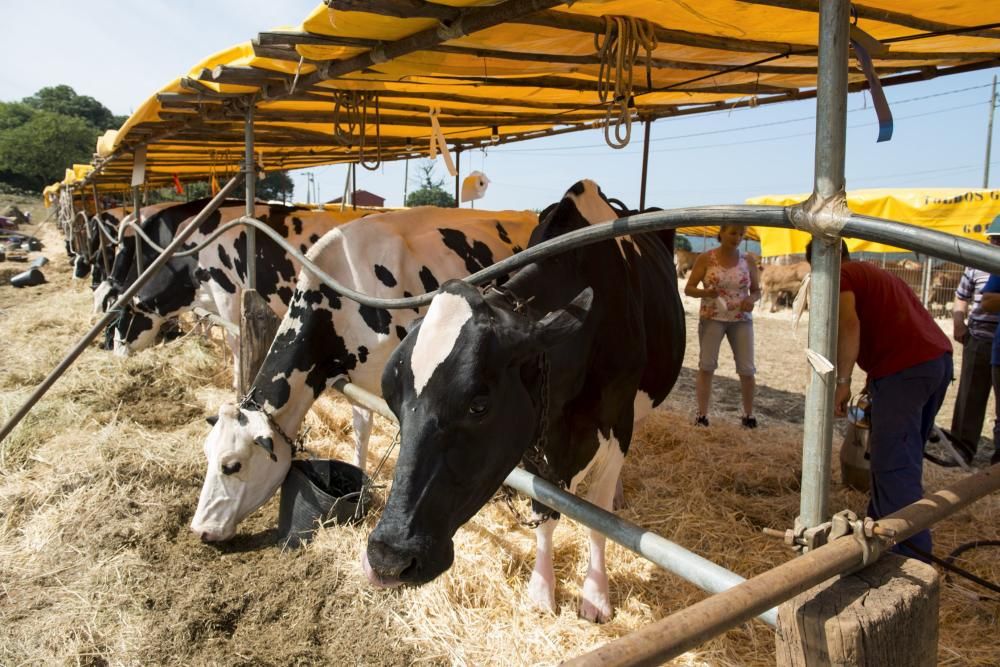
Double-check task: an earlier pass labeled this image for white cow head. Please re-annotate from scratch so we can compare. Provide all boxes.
[190,403,292,542]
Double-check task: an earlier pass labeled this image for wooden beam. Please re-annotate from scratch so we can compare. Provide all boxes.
[257,29,380,49]
[326,0,459,21]
[738,0,1000,41]
[262,0,569,98]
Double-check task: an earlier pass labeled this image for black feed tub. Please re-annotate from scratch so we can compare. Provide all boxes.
[277,459,371,548]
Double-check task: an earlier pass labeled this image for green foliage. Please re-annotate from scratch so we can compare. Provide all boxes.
[23,85,117,130]
[0,103,35,131]
[0,110,95,191]
[405,161,455,208]
[676,235,693,252]
[258,171,294,203]
[0,86,124,193]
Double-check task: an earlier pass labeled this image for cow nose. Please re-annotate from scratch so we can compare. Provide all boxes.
[367,537,420,581]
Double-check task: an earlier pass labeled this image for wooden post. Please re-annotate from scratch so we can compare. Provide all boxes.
[776,553,939,666]
[239,289,281,397]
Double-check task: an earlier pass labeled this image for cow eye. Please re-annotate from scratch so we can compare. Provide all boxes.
[221,461,242,476]
[469,395,489,417]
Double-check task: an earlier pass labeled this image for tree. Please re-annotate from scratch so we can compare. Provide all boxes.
[676,235,693,252]
[405,161,455,207]
[23,85,117,130]
[0,110,95,191]
[258,171,294,203]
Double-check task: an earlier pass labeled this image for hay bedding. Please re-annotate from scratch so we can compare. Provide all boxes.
[1,221,998,666]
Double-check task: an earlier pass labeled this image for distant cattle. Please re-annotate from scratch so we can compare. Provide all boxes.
[363,180,686,623]
[927,261,964,316]
[107,199,363,378]
[674,249,700,278]
[759,261,810,312]
[189,207,538,543]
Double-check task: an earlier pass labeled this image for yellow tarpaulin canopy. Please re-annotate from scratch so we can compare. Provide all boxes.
[71,1,1000,189]
[747,188,1000,256]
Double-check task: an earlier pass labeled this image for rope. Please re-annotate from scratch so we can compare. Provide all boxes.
[332,91,383,170]
[595,15,657,149]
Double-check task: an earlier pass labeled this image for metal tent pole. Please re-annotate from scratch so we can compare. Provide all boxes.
[639,119,651,211]
[244,100,256,290]
[132,186,144,273]
[0,176,244,444]
[797,0,850,537]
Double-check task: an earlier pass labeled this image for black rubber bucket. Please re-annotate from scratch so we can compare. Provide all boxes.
[10,268,46,288]
[277,459,371,548]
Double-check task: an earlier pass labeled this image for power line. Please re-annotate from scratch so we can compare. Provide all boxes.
[494,83,995,154]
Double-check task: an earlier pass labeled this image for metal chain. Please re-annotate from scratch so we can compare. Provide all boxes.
[239,391,306,456]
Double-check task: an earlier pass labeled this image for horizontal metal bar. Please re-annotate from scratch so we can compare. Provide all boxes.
[504,467,778,626]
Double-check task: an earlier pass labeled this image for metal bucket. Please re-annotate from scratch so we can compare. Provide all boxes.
[277,459,371,548]
[840,420,871,492]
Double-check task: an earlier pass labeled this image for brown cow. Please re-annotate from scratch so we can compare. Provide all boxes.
[675,249,701,278]
[760,261,810,312]
[928,261,964,317]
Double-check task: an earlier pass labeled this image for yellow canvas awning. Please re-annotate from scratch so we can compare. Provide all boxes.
[747,188,1000,256]
[72,1,999,190]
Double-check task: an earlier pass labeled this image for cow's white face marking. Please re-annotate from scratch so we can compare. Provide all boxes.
[410,292,473,396]
[93,280,113,314]
[191,405,291,542]
[566,180,631,258]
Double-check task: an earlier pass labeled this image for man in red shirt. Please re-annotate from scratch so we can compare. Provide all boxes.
[807,240,952,559]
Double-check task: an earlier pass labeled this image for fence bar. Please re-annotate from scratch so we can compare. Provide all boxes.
[244,101,256,290]
[564,464,1000,667]
[504,467,778,626]
[328,379,773,624]
[797,0,850,532]
[0,176,243,444]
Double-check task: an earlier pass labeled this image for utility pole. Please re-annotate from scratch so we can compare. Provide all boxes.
[985,75,997,189]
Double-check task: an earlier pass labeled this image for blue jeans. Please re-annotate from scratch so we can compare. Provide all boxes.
[867,352,952,560]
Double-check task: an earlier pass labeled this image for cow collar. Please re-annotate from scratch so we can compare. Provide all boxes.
[239,391,306,458]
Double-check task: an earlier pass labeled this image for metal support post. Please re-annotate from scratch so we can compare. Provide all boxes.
[454,148,461,206]
[797,0,849,537]
[244,101,256,290]
[639,119,651,211]
[132,186,144,273]
[0,177,244,444]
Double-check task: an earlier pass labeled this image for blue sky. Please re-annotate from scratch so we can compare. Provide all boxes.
[3,1,998,211]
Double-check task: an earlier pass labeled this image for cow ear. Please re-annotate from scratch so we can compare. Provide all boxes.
[253,435,278,461]
[206,415,219,427]
[534,287,592,349]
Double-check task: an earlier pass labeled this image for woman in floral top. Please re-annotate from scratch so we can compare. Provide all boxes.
[684,224,761,428]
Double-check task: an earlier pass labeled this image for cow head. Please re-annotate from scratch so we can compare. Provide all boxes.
[110,301,165,356]
[363,279,591,587]
[191,402,292,542]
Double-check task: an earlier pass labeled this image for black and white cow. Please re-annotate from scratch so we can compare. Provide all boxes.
[190,207,538,542]
[107,198,366,373]
[362,180,686,623]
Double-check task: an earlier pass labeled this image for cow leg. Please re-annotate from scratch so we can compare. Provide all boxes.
[527,518,558,614]
[351,406,372,470]
[579,445,624,623]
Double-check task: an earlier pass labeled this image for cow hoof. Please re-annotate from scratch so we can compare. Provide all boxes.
[527,571,556,614]
[578,596,613,624]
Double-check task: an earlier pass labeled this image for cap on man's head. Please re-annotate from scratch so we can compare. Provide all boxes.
[986,214,1000,237]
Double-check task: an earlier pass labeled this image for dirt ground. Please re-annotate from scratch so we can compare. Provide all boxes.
[2,204,998,666]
